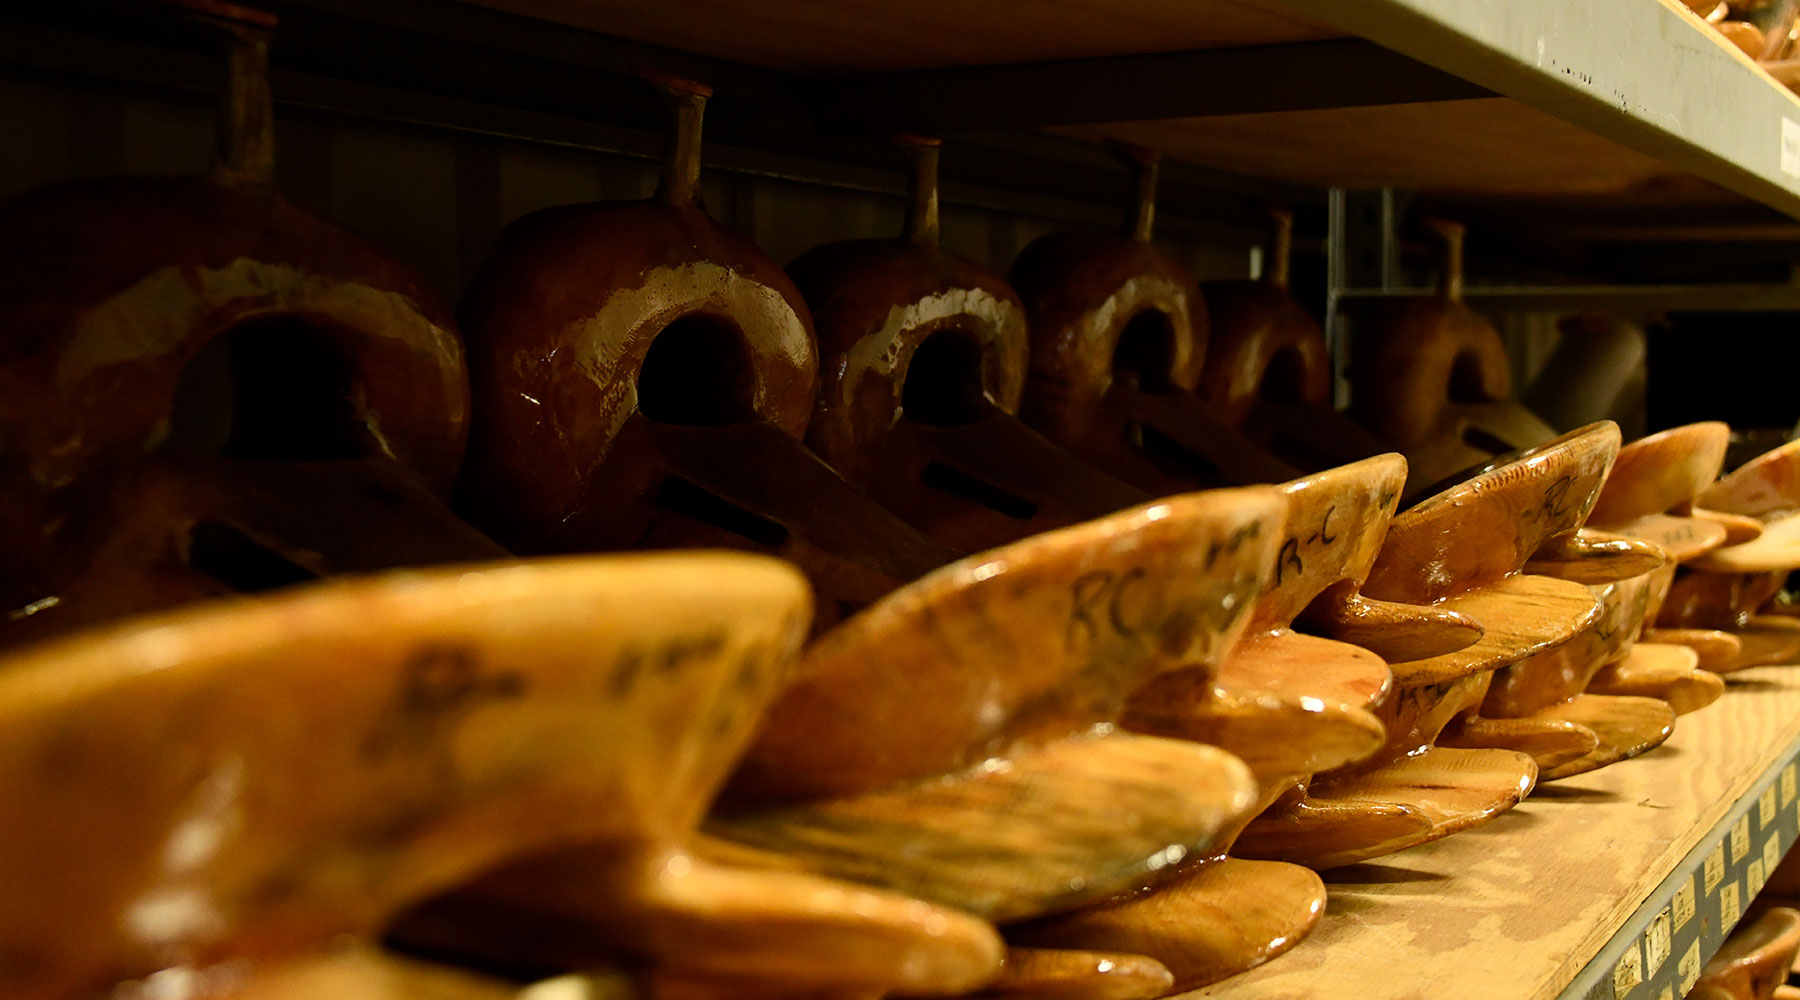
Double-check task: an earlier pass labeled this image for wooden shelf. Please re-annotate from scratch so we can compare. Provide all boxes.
[450,0,1800,229]
[1181,666,1800,1000]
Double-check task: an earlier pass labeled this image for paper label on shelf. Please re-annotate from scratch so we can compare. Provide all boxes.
[1706,844,1727,892]
[1765,833,1783,877]
[1750,857,1767,897]
[1782,763,1796,806]
[1721,879,1742,926]
[1613,941,1645,997]
[1733,813,1752,861]
[1761,785,1779,828]
[1652,988,1671,1000]
[1644,908,1673,977]
[1673,875,1696,931]
[1679,940,1703,994]
[1782,117,1800,178]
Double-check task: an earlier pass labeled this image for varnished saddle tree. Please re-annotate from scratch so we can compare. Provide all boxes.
[795,138,1385,990]
[1662,437,1800,670]
[1009,142,1301,496]
[710,492,1275,929]
[0,553,961,1000]
[1349,219,1559,497]
[1580,423,1738,707]
[1691,908,1800,1000]
[790,136,1147,557]
[1381,424,1672,782]
[0,1,502,647]
[1198,207,1387,472]
[1250,425,1660,866]
[455,84,960,635]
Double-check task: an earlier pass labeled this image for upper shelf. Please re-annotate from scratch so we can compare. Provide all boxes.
[457,0,1800,225]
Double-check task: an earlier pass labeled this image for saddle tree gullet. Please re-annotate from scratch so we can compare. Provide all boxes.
[1668,437,1800,670]
[789,136,1147,558]
[1009,141,1301,496]
[710,490,1275,922]
[454,84,960,638]
[1581,422,1737,708]
[1374,424,1672,780]
[0,552,857,1000]
[1197,207,1387,473]
[0,0,502,647]
[1349,219,1558,497]
[426,80,1020,996]
[781,136,1334,992]
[792,138,1379,989]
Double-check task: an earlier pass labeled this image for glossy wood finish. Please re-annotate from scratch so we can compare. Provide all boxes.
[1695,908,1800,1000]
[793,137,1146,558]
[1198,207,1386,472]
[0,3,480,644]
[712,491,1280,921]
[1014,144,1299,492]
[1694,439,1800,572]
[0,553,825,1000]
[979,947,1175,1000]
[453,83,966,636]
[1348,220,1558,496]
[1587,641,1725,715]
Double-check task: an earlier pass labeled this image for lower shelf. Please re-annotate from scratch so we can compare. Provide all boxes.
[1186,665,1800,1000]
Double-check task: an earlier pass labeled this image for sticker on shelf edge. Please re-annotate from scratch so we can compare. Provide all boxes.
[1783,117,1800,178]
[1706,845,1727,893]
[1765,834,1782,879]
[1673,875,1696,931]
[1761,785,1779,829]
[1644,908,1672,978]
[1678,941,1703,995]
[1613,941,1645,997]
[1733,813,1753,862]
[1782,763,1796,807]
[1721,879,1742,926]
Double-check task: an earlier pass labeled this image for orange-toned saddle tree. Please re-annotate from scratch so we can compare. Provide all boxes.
[0,0,502,647]
[1581,422,1742,705]
[792,133,1389,992]
[1242,424,1662,863]
[1198,207,1387,472]
[1664,437,1800,670]
[0,552,907,1000]
[1349,219,1557,497]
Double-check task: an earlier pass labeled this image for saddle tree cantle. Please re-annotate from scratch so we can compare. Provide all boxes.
[1349,218,1558,497]
[1666,438,1800,670]
[0,0,502,647]
[1009,142,1302,496]
[1198,207,1387,472]
[0,552,912,1000]
[790,137,1386,990]
[1581,422,1737,709]
[454,82,960,637]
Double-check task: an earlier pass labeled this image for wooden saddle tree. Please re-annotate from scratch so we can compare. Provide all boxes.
[1008,142,1303,497]
[1581,422,1740,707]
[0,0,504,648]
[708,492,1282,993]
[454,83,963,637]
[1249,424,1662,867]
[1349,219,1559,498]
[0,552,909,1000]
[1689,908,1800,1000]
[781,135,1342,996]
[428,79,1052,997]
[790,136,1148,558]
[1198,207,1388,472]
[1665,437,1800,671]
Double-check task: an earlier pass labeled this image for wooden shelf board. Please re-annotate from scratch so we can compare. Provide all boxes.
[455,0,1340,72]
[1182,666,1800,1000]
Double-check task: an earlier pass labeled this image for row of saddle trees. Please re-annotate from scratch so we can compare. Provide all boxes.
[7,3,1800,998]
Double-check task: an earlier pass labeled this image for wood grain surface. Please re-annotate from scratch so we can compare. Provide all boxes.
[1184,665,1800,1000]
